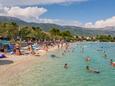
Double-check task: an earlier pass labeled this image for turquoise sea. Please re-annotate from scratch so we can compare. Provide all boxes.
[8,42,115,86]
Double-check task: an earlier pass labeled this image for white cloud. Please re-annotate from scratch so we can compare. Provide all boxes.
[0,6,47,22]
[84,22,94,28]
[37,18,82,26]
[43,16,115,28]
[0,0,87,6]
[0,5,115,29]
[84,16,115,28]
[0,5,83,26]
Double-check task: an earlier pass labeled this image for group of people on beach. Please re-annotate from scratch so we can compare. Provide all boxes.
[0,39,67,58]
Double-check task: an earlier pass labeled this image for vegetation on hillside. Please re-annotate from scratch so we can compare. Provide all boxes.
[96,35,115,42]
[0,22,115,42]
[0,16,115,36]
[0,22,76,42]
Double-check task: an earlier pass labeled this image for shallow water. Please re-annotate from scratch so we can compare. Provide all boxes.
[5,42,115,86]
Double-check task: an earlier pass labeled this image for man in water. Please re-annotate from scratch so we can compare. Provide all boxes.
[85,57,91,61]
[51,54,56,58]
[110,59,113,64]
[86,66,90,70]
[62,53,65,56]
[104,54,107,58]
[64,64,68,69]
[86,66,100,74]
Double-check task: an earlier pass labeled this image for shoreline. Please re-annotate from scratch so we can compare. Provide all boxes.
[0,45,59,85]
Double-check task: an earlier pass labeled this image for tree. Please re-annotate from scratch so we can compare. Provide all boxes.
[19,26,31,39]
[49,28,61,36]
[96,35,113,42]
[61,31,72,37]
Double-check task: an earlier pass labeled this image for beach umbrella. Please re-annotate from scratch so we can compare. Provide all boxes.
[1,40,10,45]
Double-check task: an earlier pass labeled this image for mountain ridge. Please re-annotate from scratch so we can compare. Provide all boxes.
[0,16,115,36]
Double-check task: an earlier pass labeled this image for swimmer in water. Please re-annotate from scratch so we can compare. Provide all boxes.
[51,54,56,58]
[86,66,100,74]
[64,64,68,69]
[110,59,115,67]
[86,65,90,70]
[101,47,103,48]
[51,54,60,58]
[62,53,65,56]
[85,57,91,61]
[104,54,107,58]
[64,50,66,53]
[110,59,113,64]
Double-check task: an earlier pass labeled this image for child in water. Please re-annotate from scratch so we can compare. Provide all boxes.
[64,64,68,69]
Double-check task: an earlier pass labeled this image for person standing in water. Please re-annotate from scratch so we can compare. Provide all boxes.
[85,57,91,61]
[110,59,115,67]
[64,64,68,69]
[110,59,113,64]
[86,66,90,70]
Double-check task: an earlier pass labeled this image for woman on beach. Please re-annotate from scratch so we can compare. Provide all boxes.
[28,44,36,55]
[14,43,22,55]
[43,43,48,52]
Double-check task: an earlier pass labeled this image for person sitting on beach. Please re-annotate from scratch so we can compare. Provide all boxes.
[0,47,5,52]
[86,66,100,74]
[28,45,36,55]
[43,44,48,51]
[64,63,68,69]
[14,43,22,55]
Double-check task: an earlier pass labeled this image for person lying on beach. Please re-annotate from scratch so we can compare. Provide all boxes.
[64,63,68,69]
[0,53,7,58]
[86,66,100,74]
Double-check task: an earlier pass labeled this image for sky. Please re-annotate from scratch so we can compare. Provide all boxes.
[0,0,115,28]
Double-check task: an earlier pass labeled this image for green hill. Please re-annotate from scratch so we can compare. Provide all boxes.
[0,16,115,36]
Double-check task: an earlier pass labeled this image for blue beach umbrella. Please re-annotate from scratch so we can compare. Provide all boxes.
[1,40,10,45]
